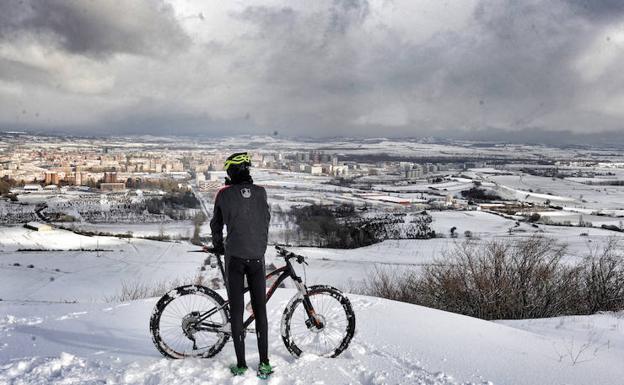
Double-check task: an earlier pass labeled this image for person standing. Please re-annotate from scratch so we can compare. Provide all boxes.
[209,152,273,379]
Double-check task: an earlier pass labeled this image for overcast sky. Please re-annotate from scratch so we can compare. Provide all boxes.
[1,0,624,142]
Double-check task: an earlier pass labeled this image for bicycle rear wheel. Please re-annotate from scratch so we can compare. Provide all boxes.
[150,284,230,358]
[281,285,356,358]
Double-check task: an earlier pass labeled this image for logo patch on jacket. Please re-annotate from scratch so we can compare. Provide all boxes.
[240,188,252,198]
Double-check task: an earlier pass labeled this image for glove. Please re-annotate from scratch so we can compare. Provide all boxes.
[211,243,225,255]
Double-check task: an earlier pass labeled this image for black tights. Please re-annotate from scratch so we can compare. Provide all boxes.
[225,256,269,367]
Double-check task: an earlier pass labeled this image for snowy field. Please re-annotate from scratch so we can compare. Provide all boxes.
[0,226,207,303]
[56,221,199,239]
[1,224,623,384]
[484,173,624,211]
[1,292,623,385]
[293,211,624,290]
[2,210,622,297]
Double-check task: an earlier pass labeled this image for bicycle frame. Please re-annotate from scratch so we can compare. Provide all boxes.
[194,254,314,333]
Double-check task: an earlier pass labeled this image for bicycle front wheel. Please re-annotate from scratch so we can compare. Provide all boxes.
[150,284,230,359]
[281,285,356,358]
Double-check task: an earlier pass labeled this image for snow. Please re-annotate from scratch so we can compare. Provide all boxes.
[486,174,624,211]
[499,313,624,369]
[1,215,621,299]
[1,293,623,385]
[286,211,623,290]
[0,227,206,303]
[1,222,624,384]
[59,221,196,238]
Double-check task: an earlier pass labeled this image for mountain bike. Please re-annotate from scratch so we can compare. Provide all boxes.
[150,245,356,359]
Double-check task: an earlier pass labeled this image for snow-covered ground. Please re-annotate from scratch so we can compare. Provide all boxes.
[4,208,619,300]
[1,225,623,384]
[1,292,622,385]
[0,226,206,303]
[291,211,624,290]
[57,221,198,239]
[485,174,624,211]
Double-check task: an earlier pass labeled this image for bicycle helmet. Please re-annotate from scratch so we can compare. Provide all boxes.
[224,152,251,171]
[224,152,253,184]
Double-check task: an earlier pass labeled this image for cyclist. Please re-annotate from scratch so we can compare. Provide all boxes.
[209,152,273,379]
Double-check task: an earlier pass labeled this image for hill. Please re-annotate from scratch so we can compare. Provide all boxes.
[0,227,622,384]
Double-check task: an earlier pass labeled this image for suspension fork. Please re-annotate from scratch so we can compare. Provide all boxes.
[294,278,325,329]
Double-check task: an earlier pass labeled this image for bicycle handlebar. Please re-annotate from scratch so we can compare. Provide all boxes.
[275,245,308,265]
[190,245,307,266]
[188,245,223,255]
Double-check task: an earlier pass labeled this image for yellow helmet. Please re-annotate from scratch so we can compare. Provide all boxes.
[224,152,251,171]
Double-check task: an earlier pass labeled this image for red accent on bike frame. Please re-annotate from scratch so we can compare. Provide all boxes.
[242,265,289,328]
[266,265,288,301]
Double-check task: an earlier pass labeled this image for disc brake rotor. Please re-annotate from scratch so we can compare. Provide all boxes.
[308,314,327,333]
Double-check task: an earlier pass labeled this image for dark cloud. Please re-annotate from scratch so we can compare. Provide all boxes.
[565,0,624,21]
[246,0,624,136]
[0,0,189,57]
[222,0,599,135]
[225,0,374,132]
[326,0,370,35]
[468,127,624,148]
[1,0,623,144]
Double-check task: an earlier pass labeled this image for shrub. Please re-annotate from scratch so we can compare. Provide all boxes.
[288,204,435,248]
[0,179,10,195]
[460,187,502,202]
[361,236,624,320]
[601,224,623,232]
[415,237,580,319]
[105,274,208,302]
[359,267,420,304]
[191,211,206,246]
[580,237,624,313]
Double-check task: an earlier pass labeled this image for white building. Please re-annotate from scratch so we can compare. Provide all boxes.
[311,165,323,175]
[24,222,53,232]
[206,171,227,181]
[23,184,42,192]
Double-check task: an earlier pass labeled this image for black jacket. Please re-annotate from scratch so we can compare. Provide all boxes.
[210,182,270,259]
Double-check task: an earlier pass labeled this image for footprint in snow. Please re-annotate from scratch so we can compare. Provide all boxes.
[56,311,88,321]
[350,298,378,311]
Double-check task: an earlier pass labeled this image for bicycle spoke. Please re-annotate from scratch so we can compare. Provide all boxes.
[287,291,351,356]
[154,288,227,358]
